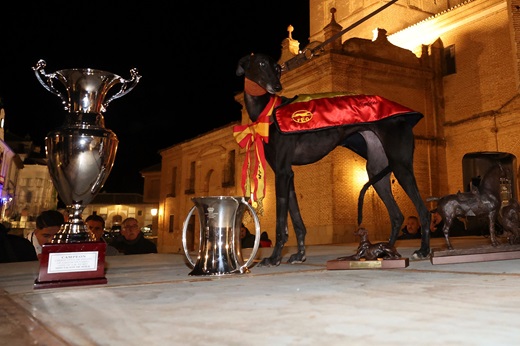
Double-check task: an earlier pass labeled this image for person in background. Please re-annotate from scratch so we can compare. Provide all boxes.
[25,210,65,259]
[260,231,272,247]
[111,217,157,255]
[240,223,256,248]
[0,223,37,263]
[397,215,422,240]
[85,214,120,256]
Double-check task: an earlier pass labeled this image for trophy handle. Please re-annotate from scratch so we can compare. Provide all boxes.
[33,60,68,108]
[103,68,141,110]
[182,206,197,267]
[240,199,261,273]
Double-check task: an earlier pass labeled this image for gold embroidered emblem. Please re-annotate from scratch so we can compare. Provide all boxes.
[291,110,313,123]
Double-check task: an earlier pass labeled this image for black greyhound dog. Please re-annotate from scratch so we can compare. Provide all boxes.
[235,53,431,265]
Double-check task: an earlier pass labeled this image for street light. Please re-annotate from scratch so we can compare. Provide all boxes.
[151,208,158,216]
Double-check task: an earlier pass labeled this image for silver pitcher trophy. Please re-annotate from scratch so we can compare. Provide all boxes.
[182,196,261,275]
[33,60,141,243]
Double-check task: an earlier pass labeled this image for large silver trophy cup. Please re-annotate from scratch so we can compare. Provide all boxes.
[33,60,141,243]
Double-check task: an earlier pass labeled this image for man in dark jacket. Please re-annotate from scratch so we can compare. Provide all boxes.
[397,215,422,240]
[112,217,157,255]
[0,223,38,263]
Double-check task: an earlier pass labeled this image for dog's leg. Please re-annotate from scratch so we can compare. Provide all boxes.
[488,210,499,246]
[511,204,520,244]
[380,124,431,260]
[394,165,431,259]
[361,131,404,245]
[442,220,454,250]
[258,168,293,266]
[257,198,287,267]
[512,227,520,244]
[379,244,401,259]
[257,195,288,267]
[287,180,306,263]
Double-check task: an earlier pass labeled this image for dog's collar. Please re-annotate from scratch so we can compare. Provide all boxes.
[244,78,267,96]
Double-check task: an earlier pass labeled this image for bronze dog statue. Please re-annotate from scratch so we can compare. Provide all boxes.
[339,228,401,261]
[431,164,507,249]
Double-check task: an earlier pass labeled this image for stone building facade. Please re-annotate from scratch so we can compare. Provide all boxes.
[157,0,520,253]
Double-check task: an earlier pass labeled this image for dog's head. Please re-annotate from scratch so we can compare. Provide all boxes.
[354,228,369,237]
[236,53,282,94]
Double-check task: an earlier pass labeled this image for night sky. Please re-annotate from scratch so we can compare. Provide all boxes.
[0,1,309,193]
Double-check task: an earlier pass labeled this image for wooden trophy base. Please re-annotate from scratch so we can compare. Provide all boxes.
[34,242,107,289]
[327,257,409,270]
[431,243,520,265]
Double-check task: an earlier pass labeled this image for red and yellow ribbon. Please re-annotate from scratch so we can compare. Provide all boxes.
[233,96,281,205]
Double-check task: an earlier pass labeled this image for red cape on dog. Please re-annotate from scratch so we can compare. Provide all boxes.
[274,93,423,133]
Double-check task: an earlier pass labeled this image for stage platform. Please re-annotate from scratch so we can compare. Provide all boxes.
[1,236,520,345]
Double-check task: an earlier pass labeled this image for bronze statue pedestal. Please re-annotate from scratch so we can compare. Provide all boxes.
[327,227,408,270]
[431,243,520,265]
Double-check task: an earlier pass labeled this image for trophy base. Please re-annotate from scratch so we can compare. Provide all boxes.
[34,242,107,289]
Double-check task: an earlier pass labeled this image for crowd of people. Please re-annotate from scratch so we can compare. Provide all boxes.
[3,211,277,264]
[2,207,478,264]
[0,209,158,263]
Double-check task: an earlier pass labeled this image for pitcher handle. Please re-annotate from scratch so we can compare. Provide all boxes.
[182,206,197,267]
[240,200,261,273]
[33,60,68,107]
[103,68,141,110]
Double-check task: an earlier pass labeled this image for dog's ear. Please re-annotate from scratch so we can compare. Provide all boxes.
[236,53,253,76]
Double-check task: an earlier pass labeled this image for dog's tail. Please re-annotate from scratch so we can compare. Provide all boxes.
[426,196,440,214]
[357,166,392,225]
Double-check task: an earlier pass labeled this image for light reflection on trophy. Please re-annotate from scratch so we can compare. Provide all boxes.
[33,60,141,243]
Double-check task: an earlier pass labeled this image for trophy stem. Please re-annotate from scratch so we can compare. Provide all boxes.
[51,204,95,243]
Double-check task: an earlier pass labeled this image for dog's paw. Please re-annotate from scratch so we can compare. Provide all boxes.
[288,253,306,264]
[258,257,281,267]
[410,250,430,261]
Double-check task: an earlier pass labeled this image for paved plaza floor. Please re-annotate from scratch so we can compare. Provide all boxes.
[1,236,520,345]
